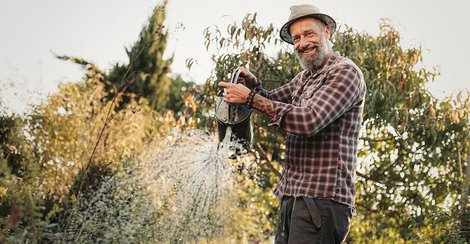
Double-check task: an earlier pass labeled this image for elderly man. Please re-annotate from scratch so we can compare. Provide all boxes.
[219,4,366,243]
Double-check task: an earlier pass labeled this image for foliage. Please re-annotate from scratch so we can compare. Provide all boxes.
[0,112,46,243]
[62,163,159,243]
[0,55,265,242]
[60,129,272,243]
[167,74,196,115]
[1,55,175,242]
[201,14,470,242]
[107,0,173,112]
[227,151,280,241]
[27,56,164,200]
[0,1,196,242]
[334,22,470,243]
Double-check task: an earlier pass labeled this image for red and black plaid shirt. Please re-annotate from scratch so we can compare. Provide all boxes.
[258,52,366,207]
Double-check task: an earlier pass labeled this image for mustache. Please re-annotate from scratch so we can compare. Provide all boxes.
[295,43,317,53]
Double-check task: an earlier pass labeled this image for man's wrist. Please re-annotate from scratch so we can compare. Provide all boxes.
[245,89,258,109]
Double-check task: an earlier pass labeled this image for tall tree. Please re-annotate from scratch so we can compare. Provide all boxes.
[107,0,173,112]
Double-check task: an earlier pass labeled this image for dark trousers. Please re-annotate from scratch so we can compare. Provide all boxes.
[275,196,353,244]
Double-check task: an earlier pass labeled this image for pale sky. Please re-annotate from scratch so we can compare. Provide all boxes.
[1,0,469,113]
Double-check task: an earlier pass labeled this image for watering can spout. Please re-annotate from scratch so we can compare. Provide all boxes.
[214,69,253,148]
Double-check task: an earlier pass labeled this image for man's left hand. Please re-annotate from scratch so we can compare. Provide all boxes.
[218,82,251,105]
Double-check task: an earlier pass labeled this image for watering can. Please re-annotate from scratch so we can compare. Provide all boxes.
[214,69,253,146]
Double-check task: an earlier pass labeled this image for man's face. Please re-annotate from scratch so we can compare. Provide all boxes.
[290,18,330,71]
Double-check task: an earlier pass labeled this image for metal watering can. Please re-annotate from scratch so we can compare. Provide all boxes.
[214,69,253,147]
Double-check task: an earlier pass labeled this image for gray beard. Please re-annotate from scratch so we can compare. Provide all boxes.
[295,39,329,72]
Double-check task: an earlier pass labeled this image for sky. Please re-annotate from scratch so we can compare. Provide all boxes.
[1,0,469,114]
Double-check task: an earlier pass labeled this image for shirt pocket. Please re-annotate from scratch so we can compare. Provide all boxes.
[300,85,319,107]
[300,75,327,107]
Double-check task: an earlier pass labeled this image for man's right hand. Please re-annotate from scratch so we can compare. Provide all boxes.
[237,67,261,90]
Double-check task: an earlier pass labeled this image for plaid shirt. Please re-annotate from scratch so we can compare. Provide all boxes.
[258,52,366,207]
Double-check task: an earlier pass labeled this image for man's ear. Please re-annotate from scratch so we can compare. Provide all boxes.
[325,25,330,38]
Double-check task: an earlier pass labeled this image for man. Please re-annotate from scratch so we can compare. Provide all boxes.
[219,4,366,243]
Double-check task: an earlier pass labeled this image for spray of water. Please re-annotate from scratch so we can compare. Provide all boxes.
[143,128,240,240]
[65,128,254,242]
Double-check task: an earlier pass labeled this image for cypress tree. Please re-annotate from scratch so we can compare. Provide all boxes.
[108,0,173,111]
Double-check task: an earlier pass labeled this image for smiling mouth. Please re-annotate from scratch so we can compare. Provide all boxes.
[300,46,317,55]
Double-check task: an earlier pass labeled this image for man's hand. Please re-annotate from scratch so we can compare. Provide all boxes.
[236,67,261,90]
[218,82,251,105]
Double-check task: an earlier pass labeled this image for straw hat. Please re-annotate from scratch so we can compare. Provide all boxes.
[280,4,337,44]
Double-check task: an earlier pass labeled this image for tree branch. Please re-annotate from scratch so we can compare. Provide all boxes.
[255,143,281,178]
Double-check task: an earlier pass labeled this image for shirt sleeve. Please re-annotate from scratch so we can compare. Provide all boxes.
[257,73,303,103]
[268,65,365,137]
[257,81,294,104]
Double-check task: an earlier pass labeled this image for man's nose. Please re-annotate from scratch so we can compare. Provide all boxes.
[297,36,309,49]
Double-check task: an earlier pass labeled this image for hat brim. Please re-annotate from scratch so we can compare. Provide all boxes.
[280,14,336,45]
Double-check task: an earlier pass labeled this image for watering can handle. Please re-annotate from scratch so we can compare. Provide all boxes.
[217,69,241,97]
[227,69,241,123]
[230,69,241,84]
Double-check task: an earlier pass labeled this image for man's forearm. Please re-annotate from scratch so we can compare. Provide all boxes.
[252,94,274,117]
